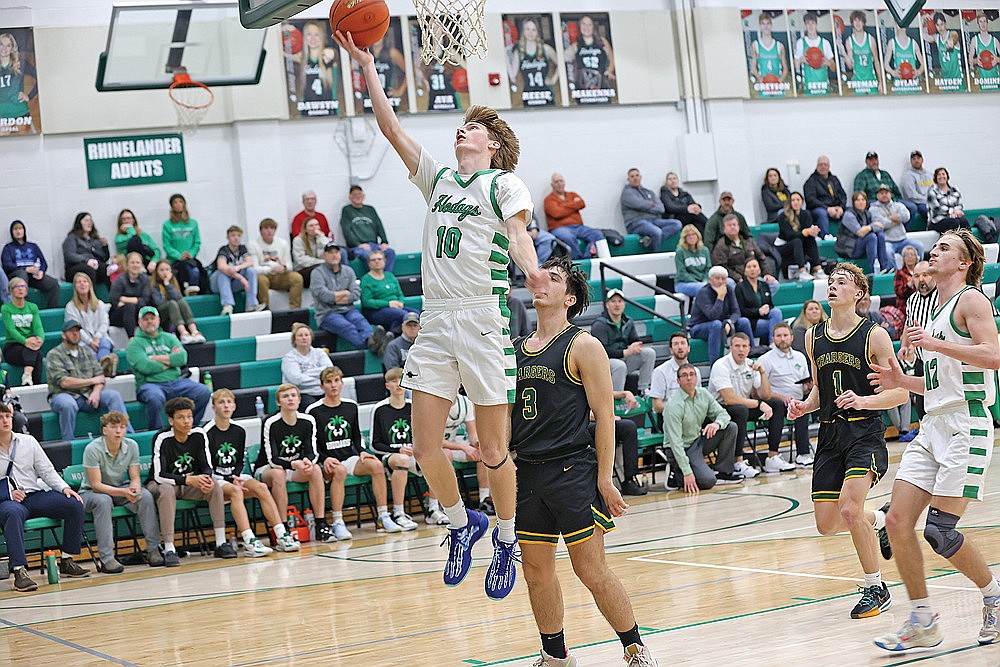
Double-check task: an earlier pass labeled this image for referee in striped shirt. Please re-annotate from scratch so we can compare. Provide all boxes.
[897,260,937,425]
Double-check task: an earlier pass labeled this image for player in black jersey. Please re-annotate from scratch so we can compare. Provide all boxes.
[789,263,909,619]
[512,256,658,667]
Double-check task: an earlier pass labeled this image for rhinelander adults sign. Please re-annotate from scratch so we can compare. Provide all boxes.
[84,133,187,189]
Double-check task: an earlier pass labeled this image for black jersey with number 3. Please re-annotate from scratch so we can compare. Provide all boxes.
[812,318,880,421]
[511,325,592,461]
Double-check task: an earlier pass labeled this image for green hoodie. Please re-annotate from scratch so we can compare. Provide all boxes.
[360,271,404,311]
[162,218,201,262]
[115,228,162,261]
[126,328,187,385]
[1,300,43,344]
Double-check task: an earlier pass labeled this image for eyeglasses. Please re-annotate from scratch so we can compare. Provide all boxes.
[10,284,26,289]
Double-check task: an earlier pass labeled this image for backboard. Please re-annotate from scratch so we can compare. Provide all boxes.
[238,0,325,30]
[96,1,268,91]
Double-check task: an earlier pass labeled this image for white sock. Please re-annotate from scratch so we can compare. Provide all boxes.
[872,509,886,531]
[497,516,516,544]
[445,500,468,529]
[272,523,286,538]
[911,598,934,625]
[393,504,405,517]
[241,529,255,544]
[214,528,227,546]
[377,505,388,516]
[479,487,490,500]
[427,498,440,511]
[331,511,343,523]
[864,570,881,588]
[981,578,1000,599]
[164,542,176,554]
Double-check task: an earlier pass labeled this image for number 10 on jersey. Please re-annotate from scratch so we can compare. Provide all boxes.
[435,225,462,259]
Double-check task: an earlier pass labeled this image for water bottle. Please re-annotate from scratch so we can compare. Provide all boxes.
[255,396,265,420]
[286,509,296,532]
[45,551,59,585]
[304,508,315,541]
[203,371,213,392]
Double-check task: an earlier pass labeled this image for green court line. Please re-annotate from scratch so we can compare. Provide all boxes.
[791,597,815,601]
[883,643,987,665]
[462,660,487,665]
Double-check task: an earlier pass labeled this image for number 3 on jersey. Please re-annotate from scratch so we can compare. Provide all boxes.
[435,225,462,259]
[521,387,537,420]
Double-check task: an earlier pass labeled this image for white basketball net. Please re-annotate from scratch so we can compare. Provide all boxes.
[412,0,488,65]
[169,75,214,133]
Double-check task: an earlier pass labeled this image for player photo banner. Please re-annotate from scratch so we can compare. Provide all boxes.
[878,9,929,95]
[832,9,883,96]
[0,27,41,136]
[280,19,347,118]
[561,13,618,106]
[503,14,563,108]
[409,17,470,113]
[963,9,1000,92]
[920,10,968,93]
[349,17,408,114]
[788,10,840,96]
[742,10,795,98]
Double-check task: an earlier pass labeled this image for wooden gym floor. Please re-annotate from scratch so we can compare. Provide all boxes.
[2,440,999,666]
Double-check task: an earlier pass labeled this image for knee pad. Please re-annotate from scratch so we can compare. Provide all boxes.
[923,507,965,558]
[482,453,509,470]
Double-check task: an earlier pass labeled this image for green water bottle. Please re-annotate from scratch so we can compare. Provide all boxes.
[45,551,59,585]
[203,371,213,392]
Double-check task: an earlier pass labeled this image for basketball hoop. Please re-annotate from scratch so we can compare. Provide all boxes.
[412,0,488,65]
[168,72,214,133]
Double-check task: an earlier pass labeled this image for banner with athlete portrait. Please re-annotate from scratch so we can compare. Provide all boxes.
[349,17,408,114]
[409,17,470,112]
[963,9,1000,92]
[787,10,840,96]
[280,19,347,118]
[0,27,41,136]
[920,10,968,93]
[741,10,794,98]
[832,9,884,96]
[561,13,618,106]
[503,14,563,108]
[878,9,928,95]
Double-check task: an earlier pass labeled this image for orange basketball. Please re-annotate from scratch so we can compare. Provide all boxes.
[805,46,825,70]
[762,73,780,84]
[330,0,390,49]
[982,50,996,71]
[899,61,915,80]
[451,68,469,93]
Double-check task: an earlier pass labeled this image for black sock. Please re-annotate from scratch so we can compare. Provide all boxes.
[540,630,567,659]
[616,624,642,649]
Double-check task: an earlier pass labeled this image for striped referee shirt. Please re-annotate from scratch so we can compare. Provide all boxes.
[905,287,938,362]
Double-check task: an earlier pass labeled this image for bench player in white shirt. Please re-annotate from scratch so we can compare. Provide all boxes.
[871,229,1000,651]
[337,31,543,600]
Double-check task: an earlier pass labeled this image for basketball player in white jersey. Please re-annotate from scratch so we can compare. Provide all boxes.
[870,229,1000,651]
[336,30,543,600]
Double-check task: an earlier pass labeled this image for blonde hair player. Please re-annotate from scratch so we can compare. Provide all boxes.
[336,30,543,600]
[869,229,1000,651]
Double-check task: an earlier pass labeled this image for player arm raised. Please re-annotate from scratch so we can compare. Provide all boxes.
[505,212,543,286]
[336,31,421,174]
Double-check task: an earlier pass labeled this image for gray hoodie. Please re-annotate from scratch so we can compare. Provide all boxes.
[310,261,360,320]
[900,166,933,205]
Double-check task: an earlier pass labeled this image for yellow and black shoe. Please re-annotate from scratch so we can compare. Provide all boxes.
[851,582,891,619]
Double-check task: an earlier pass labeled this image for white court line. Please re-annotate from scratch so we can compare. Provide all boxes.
[628,557,978,592]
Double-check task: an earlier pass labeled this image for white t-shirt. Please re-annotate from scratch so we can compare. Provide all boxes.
[248,236,293,276]
[708,354,761,401]
[758,346,808,401]
[648,357,702,405]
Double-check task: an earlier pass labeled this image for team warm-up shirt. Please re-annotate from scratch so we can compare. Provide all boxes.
[149,427,213,486]
[306,399,363,463]
[409,147,533,301]
[369,399,412,454]
[204,421,247,482]
[256,412,318,470]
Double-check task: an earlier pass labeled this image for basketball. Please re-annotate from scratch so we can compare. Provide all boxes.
[330,0,390,49]
[923,15,937,35]
[982,50,996,70]
[503,20,518,48]
[805,46,825,70]
[281,24,303,54]
[899,61,915,80]
[451,67,469,93]
[833,15,845,33]
[762,73,780,84]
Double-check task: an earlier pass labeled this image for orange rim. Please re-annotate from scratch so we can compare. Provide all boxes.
[168,73,214,110]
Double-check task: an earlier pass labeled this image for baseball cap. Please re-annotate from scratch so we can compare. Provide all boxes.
[138,305,159,318]
[865,151,878,159]
[62,319,83,332]
[719,191,734,199]
[876,183,891,192]
[402,312,420,325]
[910,149,922,158]
[606,288,625,301]
[323,241,341,253]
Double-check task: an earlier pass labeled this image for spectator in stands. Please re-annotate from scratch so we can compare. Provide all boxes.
[340,186,396,272]
[162,193,207,295]
[507,293,530,339]
[591,289,656,394]
[114,209,161,274]
[2,277,43,385]
[893,245,920,318]
[777,192,825,281]
[856,293,897,340]
[292,217,331,288]
[758,323,813,467]
[709,332,795,477]
[689,266,753,364]
[109,252,152,338]
[63,212,111,285]
[588,410,647,496]
[2,220,59,309]
[291,190,331,239]
[870,184,922,259]
[649,331,701,414]
[128,306,211,431]
[150,260,205,344]
[311,242,391,356]
[803,155,846,238]
[146,396,232,567]
[305,367,405,535]
[79,411,163,573]
[853,151,918,220]
[674,224,712,299]
[898,260,936,437]
[249,218,303,310]
[383,312,420,372]
[47,320,131,442]
[256,384,340,541]
[836,191,894,274]
[65,272,116,377]
[760,168,791,223]
[620,168,680,251]
[281,323,332,407]
[660,171,709,235]
[360,249,419,333]
[367,368,423,530]
[210,225,264,316]
[0,403,90,592]
[662,362,742,491]
[704,191,751,252]
[900,150,932,218]
[926,167,970,233]
[712,213,775,283]
[735,258,783,346]
[791,300,827,355]
[543,173,604,259]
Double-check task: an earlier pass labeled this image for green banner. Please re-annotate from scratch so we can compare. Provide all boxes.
[84,133,187,189]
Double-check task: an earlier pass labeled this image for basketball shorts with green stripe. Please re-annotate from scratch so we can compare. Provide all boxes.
[811,416,888,502]
[400,295,516,406]
[514,448,616,547]
[897,408,993,501]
